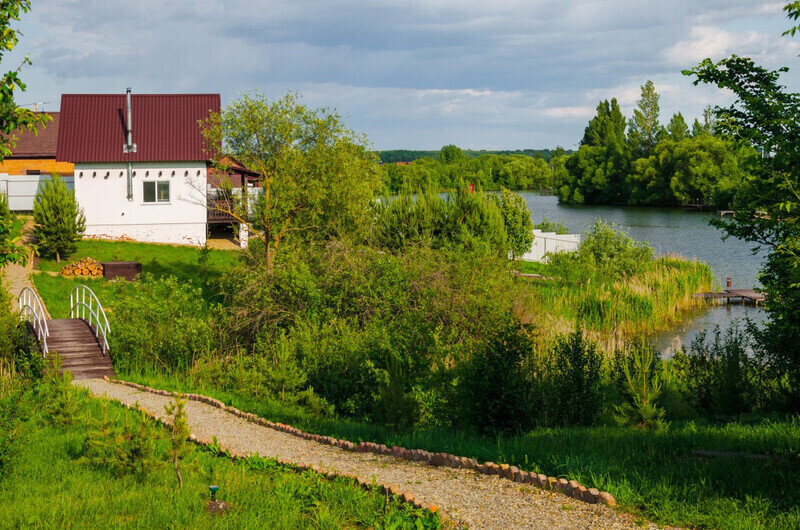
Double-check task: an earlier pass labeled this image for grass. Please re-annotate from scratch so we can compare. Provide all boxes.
[125,369,800,530]
[0,381,439,529]
[517,257,714,350]
[11,217,24,239]
[32,239,238,318]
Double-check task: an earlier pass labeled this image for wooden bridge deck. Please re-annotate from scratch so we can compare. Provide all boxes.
[46,318,115,380]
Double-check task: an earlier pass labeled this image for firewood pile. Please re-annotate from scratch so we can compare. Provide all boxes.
[60,257,104,278]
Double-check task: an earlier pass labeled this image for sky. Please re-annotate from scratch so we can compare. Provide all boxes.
[7,1,800,150]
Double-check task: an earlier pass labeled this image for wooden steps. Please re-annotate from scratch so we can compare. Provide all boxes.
[46,318,115,380]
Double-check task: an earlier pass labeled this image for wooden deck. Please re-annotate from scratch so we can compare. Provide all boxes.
[695,289,765,306]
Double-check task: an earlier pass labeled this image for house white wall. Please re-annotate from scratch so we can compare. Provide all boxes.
[73,161,207,246]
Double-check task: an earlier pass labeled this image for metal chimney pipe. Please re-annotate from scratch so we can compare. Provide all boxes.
[126,87,133,148]
[124,87,135,201]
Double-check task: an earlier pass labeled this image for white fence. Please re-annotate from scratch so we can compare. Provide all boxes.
[0,174,74,211]
[519,229,581,263]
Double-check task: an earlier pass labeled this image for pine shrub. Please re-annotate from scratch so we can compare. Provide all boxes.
[32,175,85,262]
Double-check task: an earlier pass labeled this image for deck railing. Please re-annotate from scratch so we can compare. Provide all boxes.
[18,287,49,356]
[69,285,111,355]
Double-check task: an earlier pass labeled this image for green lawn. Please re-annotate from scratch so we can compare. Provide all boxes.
[127,370,800,530]
[11,217,25,239]
[33,239,238,318]
[36,239,238,277]
[0,383,439,529]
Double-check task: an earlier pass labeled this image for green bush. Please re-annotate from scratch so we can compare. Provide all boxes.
[0,192,25,267]
[0,289,40,380]
[108,275,217,373]
[549,220,654,282]
[541,329,604,426]
[672,324,755,417]
[373,182,508,254]
[613,345,666,430]
[456,316,535,434]
[499,187,534,260]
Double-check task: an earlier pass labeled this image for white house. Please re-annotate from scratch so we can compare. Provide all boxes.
[56,91,226,246]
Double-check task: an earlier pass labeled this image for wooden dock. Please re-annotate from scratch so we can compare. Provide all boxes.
[695,289,765,306]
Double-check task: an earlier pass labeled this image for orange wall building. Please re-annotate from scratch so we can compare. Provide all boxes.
[0,112,74,176]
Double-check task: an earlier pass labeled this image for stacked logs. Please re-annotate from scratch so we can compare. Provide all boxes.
[61,257,103,277]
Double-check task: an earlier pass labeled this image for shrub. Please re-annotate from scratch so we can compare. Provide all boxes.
[456,316,534,434]
[498,187,533,260]
[534,217,570,235]
[542,329,603,427]
[613,345,666,430]
[672,324,755,418]
[109,275,217,373]
[0,288,40,379]
[373,182,508,255]
[548,220,653,283]
[0,192,25,266]
[32,175,85,262]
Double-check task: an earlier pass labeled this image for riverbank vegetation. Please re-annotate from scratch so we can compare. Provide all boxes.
[384,144,557,192]
[379,148,565,164]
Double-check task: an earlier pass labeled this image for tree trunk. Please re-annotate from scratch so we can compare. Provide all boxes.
[173,454,183,489]
[56,251,61,263]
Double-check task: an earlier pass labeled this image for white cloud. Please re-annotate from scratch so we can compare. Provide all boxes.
[8,0,800,149]
[665,25,800,66]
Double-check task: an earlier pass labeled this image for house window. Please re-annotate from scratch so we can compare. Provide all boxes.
[143,181,170,203]
[26,169,41,175]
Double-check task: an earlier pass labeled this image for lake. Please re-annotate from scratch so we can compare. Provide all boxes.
[518,192,767,354]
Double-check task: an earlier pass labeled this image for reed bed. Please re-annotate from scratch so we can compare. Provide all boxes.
[519,257,714,350]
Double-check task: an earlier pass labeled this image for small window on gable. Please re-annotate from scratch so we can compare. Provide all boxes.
[143,181,170,203]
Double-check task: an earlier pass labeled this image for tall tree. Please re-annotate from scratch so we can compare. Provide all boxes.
[702,105,716,135]
[628,80,662,158]
[202,92,382,273]
[0,1,49,161]
[581,99,626,147]
[686,3,800,408]
[439,144,466,164]
[0,1,47,267]
[691,118,706,137]
[666,112,689,141]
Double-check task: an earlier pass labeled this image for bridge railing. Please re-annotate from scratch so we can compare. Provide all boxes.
[18,286,49,356]
[69,285,111,355]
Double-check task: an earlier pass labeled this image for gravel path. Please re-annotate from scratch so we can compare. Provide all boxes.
[77,378,654,529]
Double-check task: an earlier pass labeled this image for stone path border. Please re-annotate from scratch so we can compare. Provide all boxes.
[101,389,447,524]
[77,377,649,529]
[104,377,617,507]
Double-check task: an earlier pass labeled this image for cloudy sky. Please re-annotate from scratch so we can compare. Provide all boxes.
[8,1,800,150]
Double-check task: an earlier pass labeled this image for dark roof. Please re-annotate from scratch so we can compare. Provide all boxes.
[57,94,220,163]
[8,112,60,158]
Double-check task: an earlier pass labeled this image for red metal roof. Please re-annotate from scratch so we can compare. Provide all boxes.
[7,112,60,158]
[56,93,220,163]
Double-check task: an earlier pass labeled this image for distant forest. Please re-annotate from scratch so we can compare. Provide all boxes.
[378,148,568,164]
